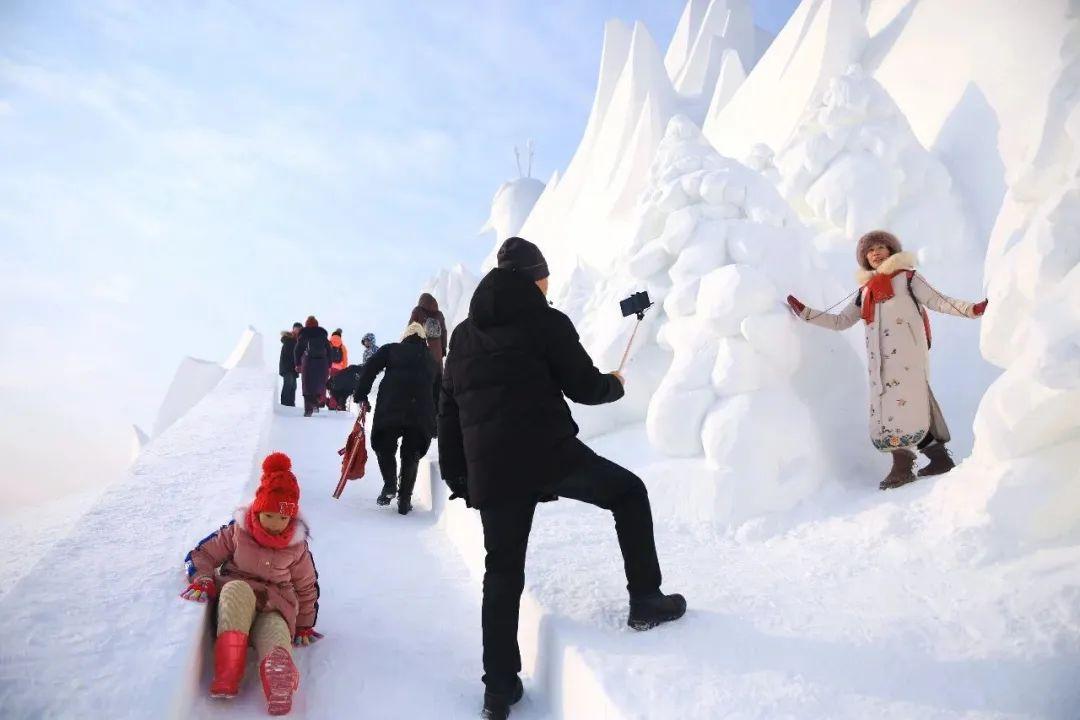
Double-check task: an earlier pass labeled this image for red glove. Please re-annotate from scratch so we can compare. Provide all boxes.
[180,577,218,603]
[972,299,988,316]
[787,295,806,315]
[293,628,324,647]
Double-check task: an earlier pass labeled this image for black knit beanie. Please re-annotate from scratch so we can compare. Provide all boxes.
[497,236,549,281]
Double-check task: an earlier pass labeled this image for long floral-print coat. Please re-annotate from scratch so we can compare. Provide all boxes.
[798,252,979,452]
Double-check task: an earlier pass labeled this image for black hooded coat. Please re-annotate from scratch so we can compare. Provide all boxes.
[438,268,623,508]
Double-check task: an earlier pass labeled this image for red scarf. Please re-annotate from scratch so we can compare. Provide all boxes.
[247,506,296,550]
[861,270,905,324]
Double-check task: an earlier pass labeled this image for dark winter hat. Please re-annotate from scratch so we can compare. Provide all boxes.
[497,236,549,281]
[305,316,318,328]
[856,230,903,270]
[252,452,300,517]
[292,322,303,330]
[332,328,342,336]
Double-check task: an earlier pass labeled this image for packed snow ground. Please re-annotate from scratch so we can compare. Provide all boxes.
[501,425,1080,718]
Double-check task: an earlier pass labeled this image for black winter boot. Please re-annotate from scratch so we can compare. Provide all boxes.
[627,591,687,631]
[880,449,917,490]
[397,458,419,515]
[917,443,955,477]
[481,677,523,720]
[375,452,397,506]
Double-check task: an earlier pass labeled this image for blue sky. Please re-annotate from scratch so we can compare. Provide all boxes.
[0,0,798,504]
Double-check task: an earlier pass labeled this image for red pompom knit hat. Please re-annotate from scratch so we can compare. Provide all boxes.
[252,452,300,518]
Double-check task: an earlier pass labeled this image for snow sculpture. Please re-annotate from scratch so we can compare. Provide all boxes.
[571,116,867,521]
[664,0,757,105]
[704,0,867,160]
[974,31,1080,542]
[518,20,678,279]
[480,141,546,259]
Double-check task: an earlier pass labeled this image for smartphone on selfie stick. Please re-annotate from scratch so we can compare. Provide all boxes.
[617,291,653,373]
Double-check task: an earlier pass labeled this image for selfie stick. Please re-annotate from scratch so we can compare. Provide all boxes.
[617,319,642,374]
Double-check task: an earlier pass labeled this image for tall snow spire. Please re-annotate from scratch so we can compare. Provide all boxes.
[668,0,755,97]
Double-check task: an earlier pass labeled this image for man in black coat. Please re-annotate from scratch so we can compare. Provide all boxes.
[354,322,438,515]
[439,237,685,720]
[278,322,302,407]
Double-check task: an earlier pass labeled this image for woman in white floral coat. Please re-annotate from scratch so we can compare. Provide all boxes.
[787,231,988,489]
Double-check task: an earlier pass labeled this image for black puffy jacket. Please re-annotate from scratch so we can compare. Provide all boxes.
[354,335,438,438]
[328,364,363,395]
[294,326,330,364]
[438,268,622,508]
[279,333,298,376]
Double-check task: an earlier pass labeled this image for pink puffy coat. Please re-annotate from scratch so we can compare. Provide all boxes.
[185,506,319,637]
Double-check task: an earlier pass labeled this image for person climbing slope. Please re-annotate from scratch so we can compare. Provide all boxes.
[438,236,685,720]
[787,230,988,490]
[294,316,332,417]
[409,293,447,367]
[353,322,438,514]
[360,332,379,365]
[181,452,322,716]
[278,322,302,407]
[327,329,350,411]
[409,293,448,411]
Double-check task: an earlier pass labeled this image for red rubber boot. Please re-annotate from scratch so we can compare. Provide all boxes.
[209,630,249,698]
[260,646,300,715]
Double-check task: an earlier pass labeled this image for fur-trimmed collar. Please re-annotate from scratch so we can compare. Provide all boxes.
[234,505,310,546]
[855,251,916,285]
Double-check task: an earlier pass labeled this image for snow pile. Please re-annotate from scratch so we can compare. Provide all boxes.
[0,364,275,718]
[970,28,1080,543]
[567,116,868,522]
[776,64,995,455]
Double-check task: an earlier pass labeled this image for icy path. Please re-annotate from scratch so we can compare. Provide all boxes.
[193,407,540,719]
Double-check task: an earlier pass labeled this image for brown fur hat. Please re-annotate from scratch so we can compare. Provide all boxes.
[855,230,903,270]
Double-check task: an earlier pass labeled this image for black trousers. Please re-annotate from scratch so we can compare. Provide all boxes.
[372,426,432,495]
[280,373,297,406]
[479,448,662,695]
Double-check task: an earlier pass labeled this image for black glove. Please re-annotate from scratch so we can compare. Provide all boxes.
[445,476,471,507]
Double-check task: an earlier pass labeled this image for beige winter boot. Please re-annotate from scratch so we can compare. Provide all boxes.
[880,449,917,490]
